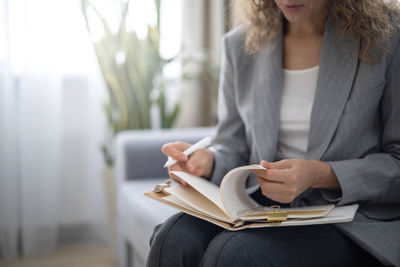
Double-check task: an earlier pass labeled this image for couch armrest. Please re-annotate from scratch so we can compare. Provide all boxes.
[115,127,215,184]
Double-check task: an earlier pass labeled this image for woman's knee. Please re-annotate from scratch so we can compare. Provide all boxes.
[201,231,248,267]
[200,230,276,267]
[147,212,222,267]
[149,212,182,247]
[148,213,193,262]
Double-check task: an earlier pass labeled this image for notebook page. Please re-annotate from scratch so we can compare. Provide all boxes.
[220,165,265,220]
[162,193,232,223]
[171,171,226,212]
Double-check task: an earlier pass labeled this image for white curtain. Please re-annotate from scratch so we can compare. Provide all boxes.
[0,0,19,258]
[0,0,107,258]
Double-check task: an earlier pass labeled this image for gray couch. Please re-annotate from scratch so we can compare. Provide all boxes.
[115,127,215,267]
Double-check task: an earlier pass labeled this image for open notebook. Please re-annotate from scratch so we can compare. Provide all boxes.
[145,165,358,230]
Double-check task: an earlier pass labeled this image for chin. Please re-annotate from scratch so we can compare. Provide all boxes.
[282,13,309,23]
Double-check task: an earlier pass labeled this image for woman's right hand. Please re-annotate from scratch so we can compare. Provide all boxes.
[161,141,214,186]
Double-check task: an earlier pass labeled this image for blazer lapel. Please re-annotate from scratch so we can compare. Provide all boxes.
[305,21,360,160]
[252,31,283,162]
[251,21,359,162]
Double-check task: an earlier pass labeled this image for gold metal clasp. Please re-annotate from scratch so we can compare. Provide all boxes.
[232,219,245,228]
[237,205,288,225]
[153,179,172,193]
[270,205,281,211]
[266,205,287,222]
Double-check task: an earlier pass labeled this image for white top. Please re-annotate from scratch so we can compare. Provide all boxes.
[275,66,319,160]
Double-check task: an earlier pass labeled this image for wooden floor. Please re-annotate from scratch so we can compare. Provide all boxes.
[0,245,116,267]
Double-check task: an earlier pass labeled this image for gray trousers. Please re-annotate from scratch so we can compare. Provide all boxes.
[147,191,383,267]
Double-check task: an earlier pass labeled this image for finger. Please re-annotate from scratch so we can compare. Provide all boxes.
[256,177,276,186]
[253,169,266,178]
[169,161,200,179]
[162,143,188,160]
[169,171,188,186]
[162,143,189,162]
[176,161,193,173]
[186,149,211,175]
[268,159,292,170]
[254,170,271,181]
[260,160,271,169]
[173,142,192,151]
[259,180,291,194]
[253,161,272,177]
[186,153,199,173]
[168,165,189,186]
[258,180,293,203]
[175,161,201,175]
[168,163,183,173]
[254,169,289,183]
[263,169,291,183]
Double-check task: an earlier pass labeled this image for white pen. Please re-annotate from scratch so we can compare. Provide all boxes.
[163,136,212,168]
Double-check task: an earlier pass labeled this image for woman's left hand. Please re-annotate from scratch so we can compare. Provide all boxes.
[253,159,340,203]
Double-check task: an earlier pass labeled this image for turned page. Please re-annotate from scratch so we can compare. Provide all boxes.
[163,186,232,222]
[173,165,266,221]
[170,171,227,213]
[220,165,266,220]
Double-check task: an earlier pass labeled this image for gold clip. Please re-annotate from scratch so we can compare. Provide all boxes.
[232,219,244,228]
[153,179,172,193]
[267,205,287,222]
[270,205,283,212]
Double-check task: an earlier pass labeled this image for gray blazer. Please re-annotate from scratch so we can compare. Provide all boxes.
[209,21,400,266]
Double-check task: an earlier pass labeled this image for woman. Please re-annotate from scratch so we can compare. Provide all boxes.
[147,0,400,266]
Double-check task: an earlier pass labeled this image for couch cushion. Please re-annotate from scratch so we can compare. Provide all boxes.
[116,128,215,181]
[118,178,178,260]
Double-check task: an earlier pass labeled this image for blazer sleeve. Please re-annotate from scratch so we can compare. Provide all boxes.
[322,38,400,205]
[208,35,250,185]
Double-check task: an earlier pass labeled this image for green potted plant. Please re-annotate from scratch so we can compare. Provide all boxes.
[82,0,180,255]
[82,0,179,167]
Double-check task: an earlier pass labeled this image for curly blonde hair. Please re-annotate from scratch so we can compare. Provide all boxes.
[235,0,400,62]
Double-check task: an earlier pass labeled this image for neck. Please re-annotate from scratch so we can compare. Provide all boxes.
[286,9,328,37]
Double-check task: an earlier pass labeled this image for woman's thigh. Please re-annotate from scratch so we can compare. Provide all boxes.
[147,212,224,267]
[201,224,383,267]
